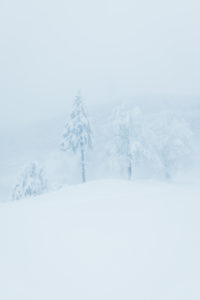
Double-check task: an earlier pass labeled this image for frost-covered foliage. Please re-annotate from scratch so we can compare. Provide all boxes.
[107,106,194,179]
[12,162,47,200]
[60,91,93,182]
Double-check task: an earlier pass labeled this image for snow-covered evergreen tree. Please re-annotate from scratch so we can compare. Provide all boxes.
[12,161,48,200]
[60,91,93,183]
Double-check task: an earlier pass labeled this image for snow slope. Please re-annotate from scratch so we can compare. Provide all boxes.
[0,180,200,300]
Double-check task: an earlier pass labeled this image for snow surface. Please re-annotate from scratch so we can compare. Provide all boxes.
[0,179,200,300]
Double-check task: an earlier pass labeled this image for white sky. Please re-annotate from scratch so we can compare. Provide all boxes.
[0,0,200,127]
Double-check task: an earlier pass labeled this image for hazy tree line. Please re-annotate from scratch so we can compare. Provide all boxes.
[12,92,194,200]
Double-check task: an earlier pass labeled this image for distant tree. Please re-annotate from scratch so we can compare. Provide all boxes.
[60,91,93,183]
[12,162,48,200]
[112,108,133,180]
[109,108,194,180]
[151,112,194,179]
[109,106,149,180]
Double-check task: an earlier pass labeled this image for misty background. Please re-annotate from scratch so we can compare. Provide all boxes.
[0,0,200,201]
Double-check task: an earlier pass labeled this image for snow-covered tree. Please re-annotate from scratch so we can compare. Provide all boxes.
[12,161,48,200]
[108,106,194,180]
[111,107,133,180]
[151,112,194,179]
[60,91,93,183]
[109,106,150,180]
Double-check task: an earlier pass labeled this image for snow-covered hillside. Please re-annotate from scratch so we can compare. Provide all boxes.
[1,180,200,300]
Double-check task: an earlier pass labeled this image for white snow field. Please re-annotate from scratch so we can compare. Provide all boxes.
[0,179,200,300]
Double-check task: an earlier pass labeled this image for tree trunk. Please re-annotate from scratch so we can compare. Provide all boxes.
[128,160,132,180]
[81,147,86,183]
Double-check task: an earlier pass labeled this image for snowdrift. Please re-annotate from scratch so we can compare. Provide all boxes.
[0,180,200,300]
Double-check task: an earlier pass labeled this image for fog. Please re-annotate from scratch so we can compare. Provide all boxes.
[1,0,200,201]
[1,0,200,127]
[1,3,200,299]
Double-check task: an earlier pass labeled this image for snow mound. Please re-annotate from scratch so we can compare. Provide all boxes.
[0,180,200,300]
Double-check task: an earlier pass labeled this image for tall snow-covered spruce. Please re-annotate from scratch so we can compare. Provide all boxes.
[60,92,93,183]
